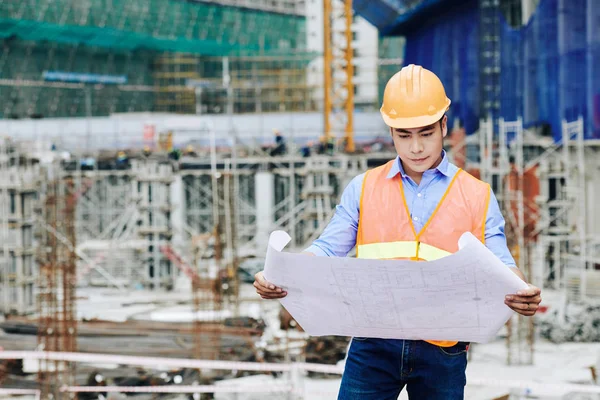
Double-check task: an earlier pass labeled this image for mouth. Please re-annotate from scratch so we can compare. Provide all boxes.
[410,157,429,164]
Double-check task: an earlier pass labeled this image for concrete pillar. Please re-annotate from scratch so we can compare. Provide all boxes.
[531,237,545,289]
[171,174,184,251]
[17,256,24,314]
[254,171,274,254]
[15,192,22,219]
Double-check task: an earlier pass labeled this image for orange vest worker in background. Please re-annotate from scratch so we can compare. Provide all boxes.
[255,64,542,399]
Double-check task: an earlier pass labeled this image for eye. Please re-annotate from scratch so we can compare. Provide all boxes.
[398,134,411,139]
[421,132,433,137]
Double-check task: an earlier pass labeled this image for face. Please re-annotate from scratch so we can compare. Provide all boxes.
[390,116,447,176]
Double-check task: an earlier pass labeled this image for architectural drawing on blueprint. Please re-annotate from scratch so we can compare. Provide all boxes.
[265,230,528,342]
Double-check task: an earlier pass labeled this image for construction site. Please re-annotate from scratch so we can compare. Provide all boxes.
[0,0,599,399]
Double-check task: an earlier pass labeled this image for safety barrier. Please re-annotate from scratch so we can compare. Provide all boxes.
[2,352,600,398]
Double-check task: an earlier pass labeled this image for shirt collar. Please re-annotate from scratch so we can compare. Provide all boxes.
[386,150,451,179]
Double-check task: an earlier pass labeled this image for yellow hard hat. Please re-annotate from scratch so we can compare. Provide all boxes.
[380,64,451,129]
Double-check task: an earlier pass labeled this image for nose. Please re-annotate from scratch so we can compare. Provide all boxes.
[409,136,424,154]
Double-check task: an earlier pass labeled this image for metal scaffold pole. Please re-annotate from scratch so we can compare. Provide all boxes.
[37,164,78,399]
[575,116,587,301]
[499,117,534,366]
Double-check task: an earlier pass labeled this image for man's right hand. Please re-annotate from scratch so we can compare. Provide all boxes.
[254,271,287,299]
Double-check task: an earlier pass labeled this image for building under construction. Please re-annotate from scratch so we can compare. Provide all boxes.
[0,0,401,118]
[0,0,600,399]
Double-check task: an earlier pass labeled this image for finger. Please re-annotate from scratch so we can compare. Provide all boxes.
[259,291,287,299]
[261,294,287,299]
[254,280,283,295]
[254,283,287,296]
[505,301,538,312]
[256,287,287,296]
[255,272,282,292]
[253,277,275,291]
[505,295,541,304]
[508,304,537,316]
[254,272,272,288]
[515,286,541,297]
[513,309,536,317]
[506,301,528,311]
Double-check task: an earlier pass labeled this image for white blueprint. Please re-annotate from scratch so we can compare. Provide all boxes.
[263,231,528,343]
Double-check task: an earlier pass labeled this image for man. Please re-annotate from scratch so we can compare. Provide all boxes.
[271,128,287,156]
[254,64,542,399]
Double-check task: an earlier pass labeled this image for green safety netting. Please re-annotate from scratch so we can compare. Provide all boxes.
[0,0,307,56]
[0,18,248,56]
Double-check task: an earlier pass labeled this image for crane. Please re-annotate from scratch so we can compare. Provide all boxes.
[323,0,355,153]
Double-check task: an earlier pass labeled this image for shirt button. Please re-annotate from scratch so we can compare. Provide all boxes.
[413,216,419,221]
[417,193,422,197]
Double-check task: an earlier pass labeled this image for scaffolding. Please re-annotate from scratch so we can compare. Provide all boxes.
[473,113,592,365]
[25,151,395,299]
[531,117,589,300]
[75,170,133,242]
[37,165,78,399]
[498,118,535,366]
[0,142,39,315]
[0,0,310,118]
[479,0,501,122]
[65,163,145,288]
[154,55,200,115]
[132,159,175,290]
[0,122,596,378]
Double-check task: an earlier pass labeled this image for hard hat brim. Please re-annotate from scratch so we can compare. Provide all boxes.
[380,99,451,129]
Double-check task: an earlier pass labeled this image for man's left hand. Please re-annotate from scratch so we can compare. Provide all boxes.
[505,284,542,316]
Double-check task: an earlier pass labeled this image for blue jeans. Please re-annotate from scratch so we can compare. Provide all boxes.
[338,338,468,400]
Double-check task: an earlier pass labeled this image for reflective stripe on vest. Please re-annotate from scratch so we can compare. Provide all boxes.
[356,241,451,261]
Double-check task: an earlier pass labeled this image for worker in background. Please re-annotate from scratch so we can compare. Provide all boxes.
[326,135,335,155]
[142,145,152,158]
[115,150,129,169]
[254,65,542,399]
[317,136,327,155]
[184,144,197,157]
[270,128,287,156]
[300,140,313,158]
[168,147,182,161]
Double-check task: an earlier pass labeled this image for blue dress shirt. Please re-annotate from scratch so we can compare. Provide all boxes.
[305,151,517,267]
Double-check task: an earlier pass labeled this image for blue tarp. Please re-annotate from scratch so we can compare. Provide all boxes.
[353,0,463,36]
[402,1,480,134]
[360,0,600,141]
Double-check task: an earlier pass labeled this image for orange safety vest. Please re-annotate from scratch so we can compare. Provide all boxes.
[356,159,491,347]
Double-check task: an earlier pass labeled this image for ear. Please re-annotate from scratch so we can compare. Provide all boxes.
[441,115,448,138]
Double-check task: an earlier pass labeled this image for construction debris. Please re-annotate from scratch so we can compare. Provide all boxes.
[304,336,350,366]
[539,302,600,343]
